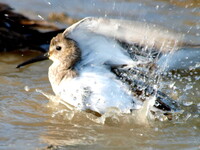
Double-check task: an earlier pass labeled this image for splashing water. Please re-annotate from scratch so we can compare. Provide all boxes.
[36,87,173,126]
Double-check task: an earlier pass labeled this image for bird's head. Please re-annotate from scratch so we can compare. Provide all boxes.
[16,33,80,68]
[48,33,80,64]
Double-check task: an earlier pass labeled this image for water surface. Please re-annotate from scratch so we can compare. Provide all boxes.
[0,0,200,149]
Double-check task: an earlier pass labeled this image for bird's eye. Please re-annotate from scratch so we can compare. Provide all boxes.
[56,46,62,51]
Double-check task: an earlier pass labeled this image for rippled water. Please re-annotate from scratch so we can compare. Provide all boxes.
[0,0,200,149]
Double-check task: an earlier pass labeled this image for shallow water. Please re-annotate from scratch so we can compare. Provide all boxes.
[0,0,200,150]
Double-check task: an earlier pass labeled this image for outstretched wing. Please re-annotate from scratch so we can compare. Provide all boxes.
[62,17,187,70]
[63,17,180,114]
[64,17,184,53]
[64,17,200,72]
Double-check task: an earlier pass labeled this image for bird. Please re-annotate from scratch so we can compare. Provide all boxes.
[18,17,194,117]
[0,2,64,52]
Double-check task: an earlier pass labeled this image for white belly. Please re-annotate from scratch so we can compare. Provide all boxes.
[57,66,142,114]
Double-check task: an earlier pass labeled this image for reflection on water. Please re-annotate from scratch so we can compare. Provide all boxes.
[0,0,200,149]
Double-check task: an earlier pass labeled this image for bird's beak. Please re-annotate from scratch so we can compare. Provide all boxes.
[16,52,49,68]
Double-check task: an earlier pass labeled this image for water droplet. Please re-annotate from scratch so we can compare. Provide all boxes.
[24,86,30,92]
[183,101,193,106]
[193,115,199,118]
[197,103,200,108]
[184,113,191,121]
[184,84,193,91]
[154,127,159,131]
[195,62,200,68]
[169,82,175,88]
[196,26,200,30]
[155,5,159,10]
[193,126,197,130]
[38,15,44,20]
[112,2,116,10]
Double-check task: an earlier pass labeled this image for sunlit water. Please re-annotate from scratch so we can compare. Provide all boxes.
[0,0,200,149]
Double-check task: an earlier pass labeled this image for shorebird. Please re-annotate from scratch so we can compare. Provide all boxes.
[18,17,191,116]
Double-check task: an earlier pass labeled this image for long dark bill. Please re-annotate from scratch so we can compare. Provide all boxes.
[16,53,49,68]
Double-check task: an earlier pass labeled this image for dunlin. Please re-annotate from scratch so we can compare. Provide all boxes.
[18,17,182,115]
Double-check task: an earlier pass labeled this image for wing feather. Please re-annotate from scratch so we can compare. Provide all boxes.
[64,17,185,53]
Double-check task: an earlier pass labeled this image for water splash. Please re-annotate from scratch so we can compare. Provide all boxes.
[36,89,75,111]
[35,88,172,126]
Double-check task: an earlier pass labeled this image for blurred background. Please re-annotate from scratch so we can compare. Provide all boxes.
[2,0,200,40]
